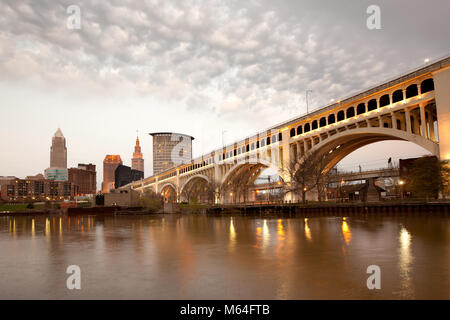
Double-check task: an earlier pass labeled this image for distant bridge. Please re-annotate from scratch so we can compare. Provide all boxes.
[119,55,450,203]
[327,168,400,183]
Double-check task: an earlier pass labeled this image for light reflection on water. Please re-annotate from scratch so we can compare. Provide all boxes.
[0,214,448,299]
[398,226,414,298]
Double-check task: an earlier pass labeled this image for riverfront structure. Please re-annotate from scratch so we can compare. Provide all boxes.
[150,132,194,175]
[44,128,68,181]
[0,177,77,201]
[102,155,122,193]
[131,136,144,173]
[120,56,450,204]
[68,163,97,195]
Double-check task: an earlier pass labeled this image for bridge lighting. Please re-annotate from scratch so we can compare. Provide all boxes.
[341,179,345,185]
[303,187,307,192]
[424,58,430,63]
[399,180,404,185]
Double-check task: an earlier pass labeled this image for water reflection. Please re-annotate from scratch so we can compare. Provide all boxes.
[0,214,448,299]
[229,217,236,252]
[398,226,414,298]
[304,218,312,242]
[341,218,352,245]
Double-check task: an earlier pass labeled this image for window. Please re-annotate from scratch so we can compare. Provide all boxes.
[346,107,355,118]
[406,84,418,98]
[357,103,365,115]
[421,78,434,93]
[379,94,390,108]
[392,89,403,103]
[319,117,326,127]
[304,123,311,132]
[297,125,303,135]
[337,111,345,121]
[367,99,377,111]
[328,114,335,124]
[290,128,296,137]
[311,120,318,130]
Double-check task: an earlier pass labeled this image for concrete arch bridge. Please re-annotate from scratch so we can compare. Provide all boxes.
[120,56,450,203]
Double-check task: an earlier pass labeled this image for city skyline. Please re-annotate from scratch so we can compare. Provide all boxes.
[2,0,450,189]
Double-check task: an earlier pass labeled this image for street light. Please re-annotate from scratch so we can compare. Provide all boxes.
[398,180,404,200]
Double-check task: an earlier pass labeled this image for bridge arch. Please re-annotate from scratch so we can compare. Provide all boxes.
[160,182,177,203]
[179,174,211,203]
[303,127,439,174]
[220,158,284,203]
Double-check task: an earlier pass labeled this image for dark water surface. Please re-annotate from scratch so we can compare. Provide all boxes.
[0,213,449,299]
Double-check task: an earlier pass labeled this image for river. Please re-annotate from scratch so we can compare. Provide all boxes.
[0,213,448,299]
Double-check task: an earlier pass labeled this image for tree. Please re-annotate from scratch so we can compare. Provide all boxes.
[282,149,330,203]
[405,156,441,199]
[205,180,223,204]
[139,189,163,212]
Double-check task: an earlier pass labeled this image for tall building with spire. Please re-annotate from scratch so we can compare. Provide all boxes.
[131,136,144,173]
[50,128,67,168]
[45,128,68,181]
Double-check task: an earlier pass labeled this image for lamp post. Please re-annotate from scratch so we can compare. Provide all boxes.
[398,179,404,200]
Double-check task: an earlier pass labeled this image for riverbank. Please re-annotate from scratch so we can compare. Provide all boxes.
[205,201,450,216]
[2,201,449,217]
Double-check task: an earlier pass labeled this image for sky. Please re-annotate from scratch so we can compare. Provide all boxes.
[1,0,449,189]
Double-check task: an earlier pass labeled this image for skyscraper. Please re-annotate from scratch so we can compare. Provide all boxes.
[150,132,194,175]
[102,155,122,193]
[45,128,68,181]
[131,136,144,173]
[50,128,67,168]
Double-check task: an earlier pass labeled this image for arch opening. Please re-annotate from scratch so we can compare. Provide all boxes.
[180,175,212,203]
[161,184,177,203]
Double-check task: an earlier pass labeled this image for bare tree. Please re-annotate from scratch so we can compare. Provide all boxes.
[205,180,223,204]
[282,149,330,203]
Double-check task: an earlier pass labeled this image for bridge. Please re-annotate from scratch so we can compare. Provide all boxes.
[326,168,400,183]
[120,55,450,203]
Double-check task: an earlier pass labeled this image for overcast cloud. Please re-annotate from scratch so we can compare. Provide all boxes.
[1,0,449,186]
